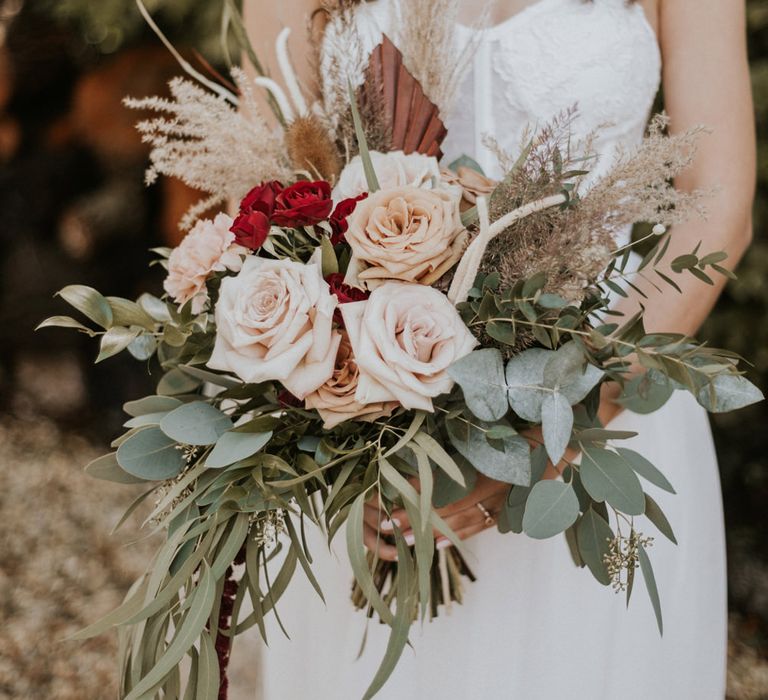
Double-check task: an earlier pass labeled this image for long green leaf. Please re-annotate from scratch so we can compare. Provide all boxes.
[346,493,395,625]
[412,432,466,486]
[284,516,325,602]
[637,545,663,635]
[362,529,415,700]
[125,562,217,699]
[348,81,379,191]
[197,630,220,699]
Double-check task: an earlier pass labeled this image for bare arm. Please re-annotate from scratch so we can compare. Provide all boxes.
[365,0,757,556]
[624,0,756,334]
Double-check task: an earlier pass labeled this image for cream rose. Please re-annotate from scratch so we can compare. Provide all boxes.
[163,213,247,313]
[341,282,478,412]
[344,185,468,289]
[208,256,341,398]
[304,332,398,428]
[333,150,442,201]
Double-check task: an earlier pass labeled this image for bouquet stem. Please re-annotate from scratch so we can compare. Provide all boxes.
[351,545,476,621]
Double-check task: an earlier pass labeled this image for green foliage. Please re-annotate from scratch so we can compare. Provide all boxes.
[36,0,232,56]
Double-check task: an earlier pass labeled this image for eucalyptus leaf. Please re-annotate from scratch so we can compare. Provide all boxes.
[160,402,233,446]
[116,427,186,480]
[124,395,182,417]
[157,368,202,396]
[618,374,675,414]
[643,494,677,544]
[206,431,273,469]
[505,348,552,421]
[540,391,573,464]
[638,545,663,635]
[616,448,675,494]
[576,508,613,586]
[85,452,148,484]
[522,481,580,539]
[447,349,509,422]
[580,447,646,516]
[446,418,531,486]
[696,373,764,413]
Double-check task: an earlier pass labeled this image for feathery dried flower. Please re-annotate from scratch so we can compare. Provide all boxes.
[124,69,291,230]
[482,112,707,303]
[392,0,481,114]
[318,0,370,149]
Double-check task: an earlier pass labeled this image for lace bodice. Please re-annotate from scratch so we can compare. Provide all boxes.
[351,0,661,182]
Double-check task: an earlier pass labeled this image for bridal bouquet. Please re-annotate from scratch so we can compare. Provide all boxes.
[39,2,763,698]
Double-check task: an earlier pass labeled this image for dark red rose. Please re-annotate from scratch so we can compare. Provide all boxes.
[272,180,334,227]
[239,181,283,216]
[329,193,368,244]
[230,210,270,250]
[278,389,303,408]
[326,273,369,326]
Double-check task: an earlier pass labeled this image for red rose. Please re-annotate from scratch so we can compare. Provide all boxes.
[230,210,270,250]
[326,273,369,326]
[232,181,284,250]
[240,181,283,216]
[272,180,334,227]
[278,389,303,408]
[329,193,368,244]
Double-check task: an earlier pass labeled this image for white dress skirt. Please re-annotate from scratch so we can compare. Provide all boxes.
[244,1,728,697]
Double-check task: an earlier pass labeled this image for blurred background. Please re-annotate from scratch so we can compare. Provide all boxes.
[0,1,766,697]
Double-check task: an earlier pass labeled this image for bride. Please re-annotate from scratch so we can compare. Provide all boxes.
[239,1,755,698]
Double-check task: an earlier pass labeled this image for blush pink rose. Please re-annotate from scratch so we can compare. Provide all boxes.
[208,256,341,398]
[341,281,478,412]
[163,213,247,314]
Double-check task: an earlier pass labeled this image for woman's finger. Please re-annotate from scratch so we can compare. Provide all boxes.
[379,508,410,535]
[363,523,398,561]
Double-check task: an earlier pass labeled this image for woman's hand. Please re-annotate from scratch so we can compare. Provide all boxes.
[362,384,625,561]
[362,472,509,561]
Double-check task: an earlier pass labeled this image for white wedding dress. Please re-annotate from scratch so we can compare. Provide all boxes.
[248,1,728,698]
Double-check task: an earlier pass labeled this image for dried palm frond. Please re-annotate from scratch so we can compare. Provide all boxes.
[481,113,707,302]
[125,68,291,229]
[361,35,448,158]
[286,113,343,181]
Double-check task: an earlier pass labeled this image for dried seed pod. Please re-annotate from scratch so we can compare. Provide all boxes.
[285,113,343,181]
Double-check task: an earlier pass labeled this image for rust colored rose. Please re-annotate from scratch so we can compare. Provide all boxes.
[304,332,398,428]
